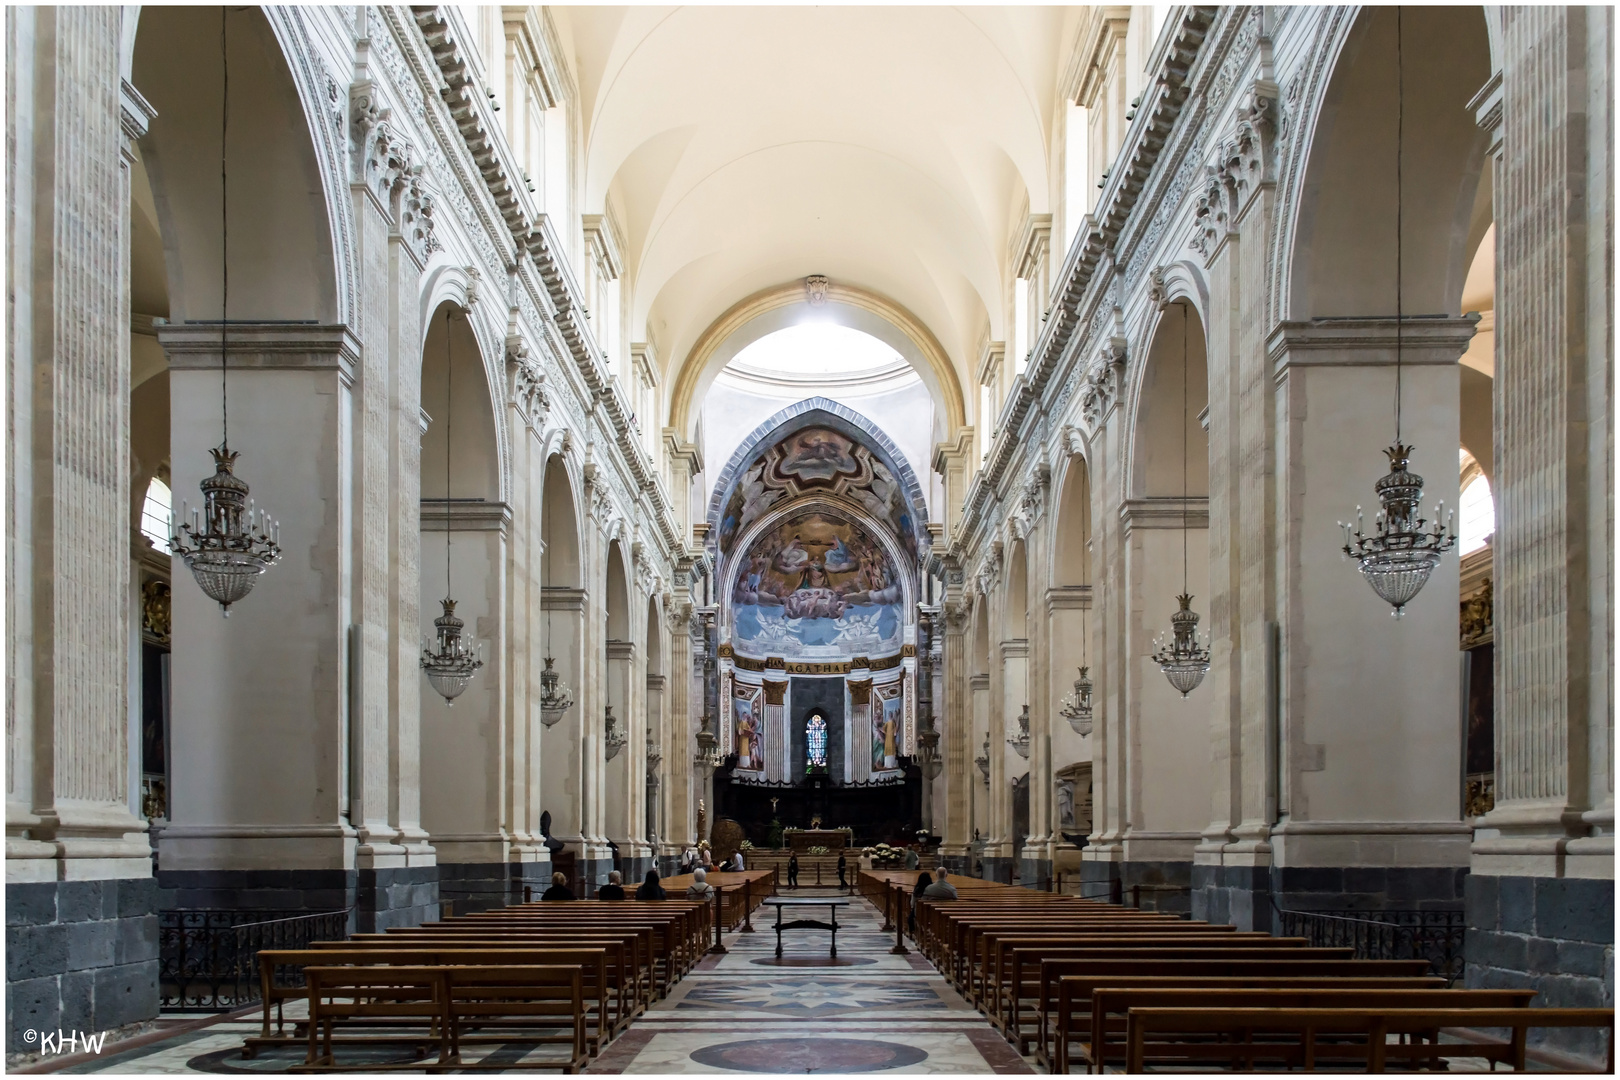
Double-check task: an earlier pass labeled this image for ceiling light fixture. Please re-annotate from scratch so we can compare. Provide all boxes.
[1151,303,1211,696]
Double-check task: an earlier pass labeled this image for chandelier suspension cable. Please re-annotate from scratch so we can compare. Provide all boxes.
[220,7,229,446]
[445,309,453,597]
[1394,5,1403,443]
[1151,299,1211,697]
[1182,304,1189,591]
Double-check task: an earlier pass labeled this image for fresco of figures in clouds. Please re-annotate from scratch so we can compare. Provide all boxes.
[731,509,903,659]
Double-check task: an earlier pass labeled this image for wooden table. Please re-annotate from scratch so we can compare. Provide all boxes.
[764,898,849,957]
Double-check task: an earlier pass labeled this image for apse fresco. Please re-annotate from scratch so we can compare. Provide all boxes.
[731,509,904,659]
[717,425,917,561]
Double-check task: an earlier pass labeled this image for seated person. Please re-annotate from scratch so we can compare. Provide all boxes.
[540,871,575,901]
[636,870,667,900]
[597,870,626,900]
[686,867,716,901]
[922,868,959,900]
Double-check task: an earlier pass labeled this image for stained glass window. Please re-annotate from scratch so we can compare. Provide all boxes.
[806,713,828,768]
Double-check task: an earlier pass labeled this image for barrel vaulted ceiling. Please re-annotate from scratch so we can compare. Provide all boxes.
[553,5,1079,422]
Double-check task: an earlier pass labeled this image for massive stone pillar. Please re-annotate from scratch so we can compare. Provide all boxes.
[6,7,159,1045]
[1119,496,1209,912]
[1466,8,1613,1047]
[1266,318,1474,911]
[938,584,971,875]
[157,324,367,910]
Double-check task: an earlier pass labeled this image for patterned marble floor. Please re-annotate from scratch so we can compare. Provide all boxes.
[23,889,1037,1075]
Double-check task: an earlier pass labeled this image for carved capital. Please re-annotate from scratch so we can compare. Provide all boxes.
[506,336,550,426]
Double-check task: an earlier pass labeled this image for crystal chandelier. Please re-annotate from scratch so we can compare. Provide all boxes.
[1007,704,1031,759]
[1152,594,1211,697]
[171,10,280,616]
[694,712,722,774]
[975,735,991,785]
[1059,666,1094,736]
[421,309,484,703]
[538,656,574,726]
[646,733,662,776]
[1337,15,1456,617]
[604,705,627,760]
[422,598,483,702]
[1153,301,1210,697]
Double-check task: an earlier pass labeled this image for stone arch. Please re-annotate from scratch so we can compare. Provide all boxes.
[1128,301,1209,501]
[1050,454,1092,589]
[1281,6,1494,320]
[668,279,968,442]
[705,397,930,551]
[131,5,341,324]
[421,303,502,505]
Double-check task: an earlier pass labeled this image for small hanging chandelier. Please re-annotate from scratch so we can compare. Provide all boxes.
[604,705,627,760]
[1152,594,1211,697]
[171,8,281,616]
[1338,11,1455,617]
[974,735,991,784]
[646,733,662,776]
[1060,597,1095,734]
[1006,704,1031,759]
[1059,667,1094,736]
[538,656,574,726]
[421,308,484,703]
[1153,302,1210,696]
[422,598,483,702]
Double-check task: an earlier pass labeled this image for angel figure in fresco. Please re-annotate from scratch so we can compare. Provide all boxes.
[773,534,811,576]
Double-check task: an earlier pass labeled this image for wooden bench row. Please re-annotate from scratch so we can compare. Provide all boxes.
[861,871,1615,1074]
[247,899,715,1071]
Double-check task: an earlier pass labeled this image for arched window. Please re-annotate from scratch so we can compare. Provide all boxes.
[806,712,828,769]
[140,477,172,554]
[1459,471,1494,555]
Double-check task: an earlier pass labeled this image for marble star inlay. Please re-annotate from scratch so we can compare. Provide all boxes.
[678,978,944,1014]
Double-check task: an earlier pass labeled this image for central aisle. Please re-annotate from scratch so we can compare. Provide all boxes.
[586,889,1034,1075]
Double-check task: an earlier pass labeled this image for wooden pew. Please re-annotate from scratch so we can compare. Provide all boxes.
[442,965,589,1072]
[1040,960,1435,1070]
[1124,1006,1616,1073]
[1080,987,1535,1073]
[378,924,655,1007]
[297,965,449,1069]
[252,946,617,1057]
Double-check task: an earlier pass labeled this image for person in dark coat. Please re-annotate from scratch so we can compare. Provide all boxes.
[787,853,800,888]
[636,870,667,900]
[836,853,848,890]
[911,872,933,933]
[597,870,626,900]
[540,871,574,901]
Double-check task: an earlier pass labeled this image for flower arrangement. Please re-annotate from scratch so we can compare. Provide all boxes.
[806,845,830,855]
[865,843,905,867]
[739,840,754,851]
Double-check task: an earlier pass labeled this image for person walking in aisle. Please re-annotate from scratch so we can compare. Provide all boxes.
[836,852,848,891]
[787,852,799,888]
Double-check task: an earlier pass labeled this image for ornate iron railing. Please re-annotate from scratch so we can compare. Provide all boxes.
[159,908,350,1011]
[1277,908,1466,984]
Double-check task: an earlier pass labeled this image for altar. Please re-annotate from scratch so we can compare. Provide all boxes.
[785,828,853,852]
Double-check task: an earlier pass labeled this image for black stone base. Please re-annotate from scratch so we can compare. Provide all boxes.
[1193,863,1469,931]
[438,862,552,914]
[618,856,654,890]
[1018,856,1053,890]
[1119,860,1194,914]
[1466,874,1615,1065]
[1192,863,1269,929]
[6,878,159,1055]
[656,854,681,879]
[939,854,971,878]
[980,856,1012,884]
[156,865,443,932]
[357,866,439,931]
[575,857,613,899]
[156,868,359,929]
